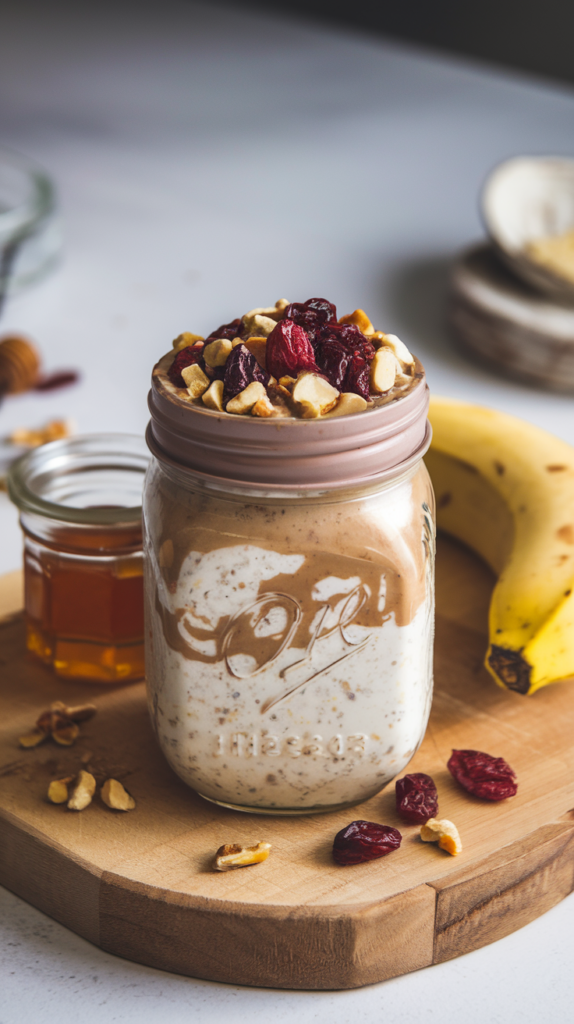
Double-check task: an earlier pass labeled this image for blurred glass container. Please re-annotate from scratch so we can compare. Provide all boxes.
[0,147,61,306]
[7,435,149,683]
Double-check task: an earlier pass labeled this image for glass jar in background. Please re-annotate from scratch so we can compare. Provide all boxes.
[144,364,435,815]
[7,434,149,683]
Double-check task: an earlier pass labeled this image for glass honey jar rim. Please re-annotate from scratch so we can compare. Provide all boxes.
[7,432,149,526]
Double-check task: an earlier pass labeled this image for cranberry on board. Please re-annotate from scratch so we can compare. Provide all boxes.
[168,346,203,388]
[395,773,439,823]
[205,317,242,341]
[265,319,318,379]
[332,820,402,865]
[223,343,270,401]
[447,749,518,801]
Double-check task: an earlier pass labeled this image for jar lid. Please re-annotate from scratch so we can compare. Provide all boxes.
[147,362,430,491]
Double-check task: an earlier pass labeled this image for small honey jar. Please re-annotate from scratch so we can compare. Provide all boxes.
[7,434,149,683]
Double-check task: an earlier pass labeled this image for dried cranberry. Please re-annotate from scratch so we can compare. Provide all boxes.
[332,820,402,865]
[315,338,349,390]
[447,749,518,801]
[223,343,270,400]
[266,319,318,379]
[168,346,202,388]
[395,773,439,823]
[283,297,337,345]
[206,317,242,341]
[317,322,375,362]
[343,353,371,400]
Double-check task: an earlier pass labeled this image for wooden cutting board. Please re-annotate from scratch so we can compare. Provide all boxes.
[1,536,573,990]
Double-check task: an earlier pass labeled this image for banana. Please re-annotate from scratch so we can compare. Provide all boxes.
[425,397,574,695]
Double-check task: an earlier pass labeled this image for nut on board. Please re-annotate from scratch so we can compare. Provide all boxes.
[213,841,271,871]
[67,770,96,811]
[101,778,136,811]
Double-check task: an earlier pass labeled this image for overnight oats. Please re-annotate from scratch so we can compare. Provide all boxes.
[144,297,435,814]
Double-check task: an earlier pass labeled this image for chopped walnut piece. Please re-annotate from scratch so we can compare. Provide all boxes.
[203,338,233,367]
[172,332,204,351]
[292,372,339,418]
[213,841,272,871]
[370,348,399,394]
[182,362,210,398]
[51,702,97,723]
[420,818,462,856]
[324,393,368,417]
[373,332,414,368]
[47,776,74,804]
[202,378,225,411]
[338,309,375,335]
[18,730,47,749]
[243,337,267,369]
[251,395,278,417]
[67,770,96,811]
[53,722,80,746]
[226,381,267,415]
[101,778,136,811]
[242,313,277,338]
[10,419,73,448]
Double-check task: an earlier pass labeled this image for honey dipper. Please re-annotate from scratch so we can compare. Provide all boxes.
[0,335,41,398]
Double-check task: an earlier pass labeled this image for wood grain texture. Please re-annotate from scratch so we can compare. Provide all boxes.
[1,536,574,989]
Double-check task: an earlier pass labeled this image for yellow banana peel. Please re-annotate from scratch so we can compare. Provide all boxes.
[426,397,574,695]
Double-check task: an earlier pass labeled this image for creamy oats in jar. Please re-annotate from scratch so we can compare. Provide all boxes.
[144,297,435,813]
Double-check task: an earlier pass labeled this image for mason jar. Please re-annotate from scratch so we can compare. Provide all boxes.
[144,362,435,814]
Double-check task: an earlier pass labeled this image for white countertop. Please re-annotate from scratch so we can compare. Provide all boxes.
[1,1,573,1020]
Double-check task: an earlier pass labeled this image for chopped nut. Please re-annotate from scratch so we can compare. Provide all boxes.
[181,362,210,398]
[242,313,277,337]
[53,722,80,746]
[47,776,74,804]
[10,419,73,448]
[278,375,296,390]
[203,338,233,367]
[101,778,136,811]
[36,709,74,734]
[226,381,267,415]
[420,818,462,856]
[243,299,288,324]
[370,347,399,393]
[18,730,47,749]
[56,703,97,723]
[172,332,204,351]
[292,372,339,418]
[231,337,244,348]
[67,770,96,811]
[202,378,225,411]
[251,395,277,417]
[213,841,271,871]
[324,393,368,417]
[243,337,267,369]
[159,538,174,568]
[338,309,375,335]
[373,332,414,367]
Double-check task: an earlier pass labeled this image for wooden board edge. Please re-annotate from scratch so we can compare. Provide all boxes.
[0,807,102,945]
[0,570,22,620]
[98,870,436,989]
[429,819,574,962]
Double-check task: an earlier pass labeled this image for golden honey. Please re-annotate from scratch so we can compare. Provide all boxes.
[7,433,148,684]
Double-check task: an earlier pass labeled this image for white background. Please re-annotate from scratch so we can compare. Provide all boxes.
[1,1,573,1020]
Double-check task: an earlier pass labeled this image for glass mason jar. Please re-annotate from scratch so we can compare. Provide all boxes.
[7,434,149,683]
[144,365,435,814]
